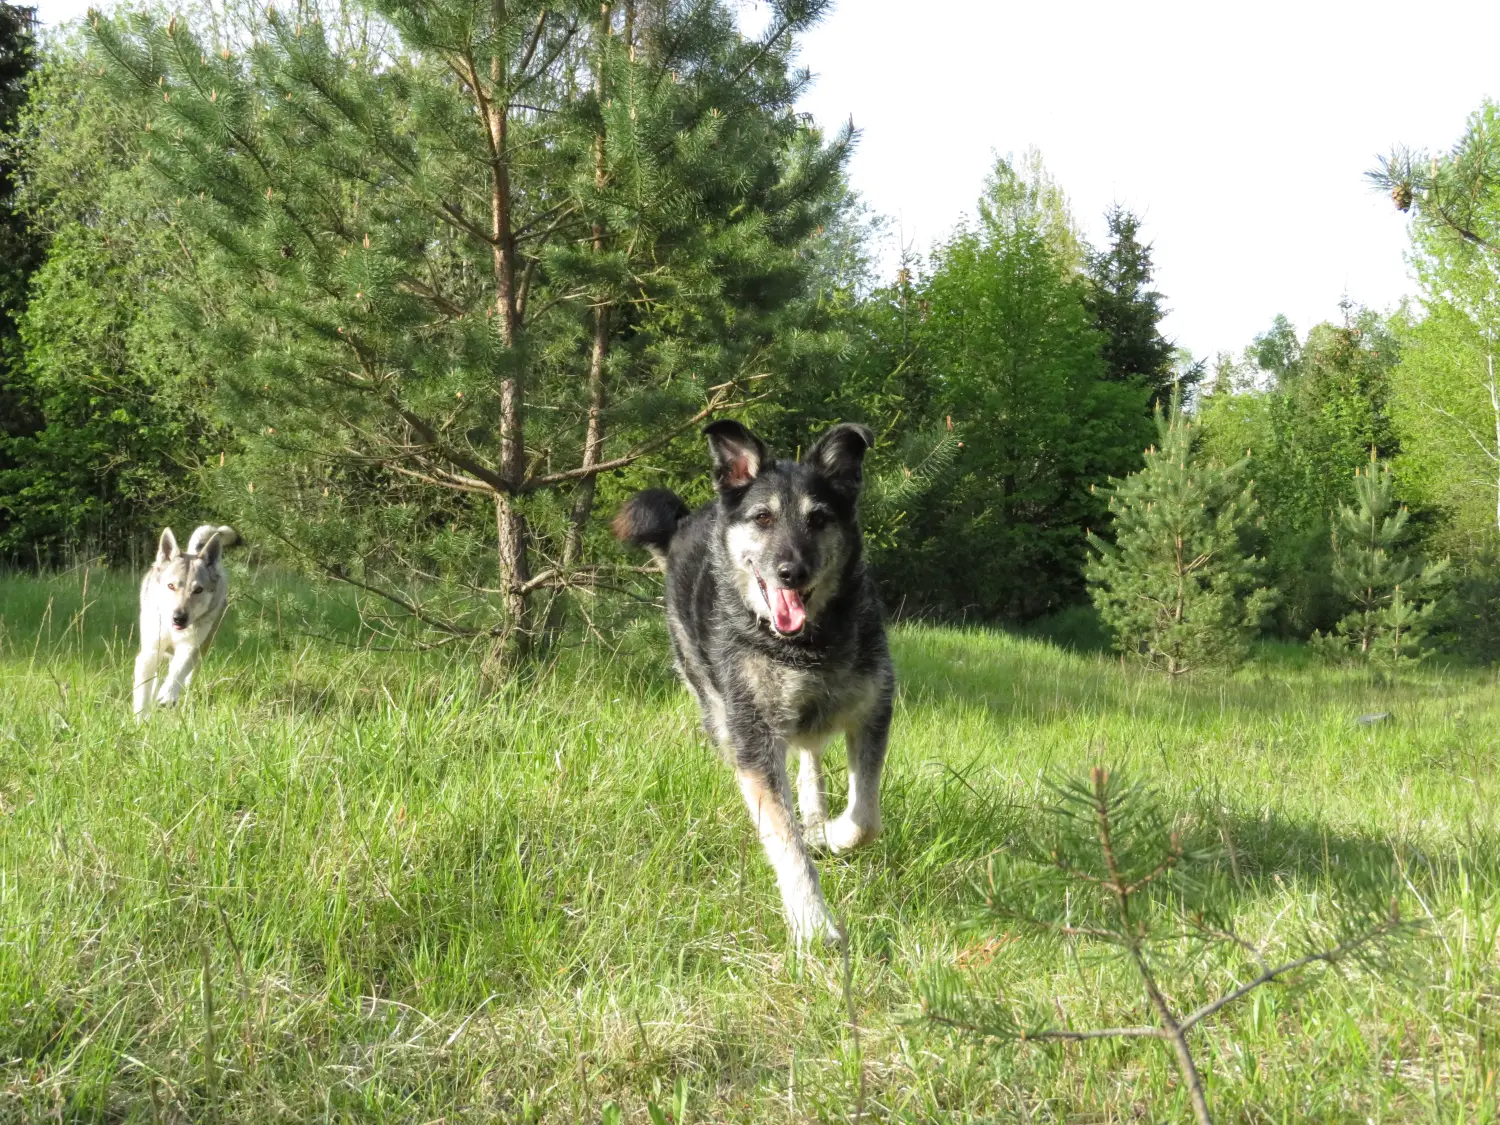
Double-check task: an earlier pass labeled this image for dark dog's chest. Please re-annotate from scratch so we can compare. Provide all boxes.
[733,650,874,734]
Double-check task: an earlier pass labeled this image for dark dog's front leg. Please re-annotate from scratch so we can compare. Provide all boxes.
[731,719,841,946]
[819,689,892,854]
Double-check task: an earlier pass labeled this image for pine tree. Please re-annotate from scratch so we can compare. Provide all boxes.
[1315,458,1447,666]
[921,766,1411,1125]
[1087,398,1274,676]
[1371,104,1500,261]
[89,0,847,660]
[1085,206,1180,407]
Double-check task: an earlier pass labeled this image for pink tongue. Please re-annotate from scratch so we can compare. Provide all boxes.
[769,586,806,634]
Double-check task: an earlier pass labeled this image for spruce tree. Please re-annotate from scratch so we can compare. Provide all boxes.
[1315,458,1447,665]
[1085,206,1180,407]
[1087,399,1274,676]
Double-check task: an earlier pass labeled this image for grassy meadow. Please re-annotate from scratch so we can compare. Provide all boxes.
[2,564,1500,1123]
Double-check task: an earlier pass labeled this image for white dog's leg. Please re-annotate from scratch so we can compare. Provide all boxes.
[155,644,200,707]
[133,648,161,719]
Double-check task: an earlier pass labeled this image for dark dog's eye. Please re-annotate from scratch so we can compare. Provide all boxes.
[807,509,828,529]
[193,586,203,594]
[167,583,176,591]
[754,511,773,528]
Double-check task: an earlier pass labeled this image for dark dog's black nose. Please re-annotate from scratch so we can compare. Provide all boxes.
[776,560,810,588]
[172,610,188,628]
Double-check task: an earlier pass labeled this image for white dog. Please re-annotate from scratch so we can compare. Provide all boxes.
[133,524,239,718]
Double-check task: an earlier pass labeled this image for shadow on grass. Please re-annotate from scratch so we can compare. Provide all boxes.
[851,757,1497,939]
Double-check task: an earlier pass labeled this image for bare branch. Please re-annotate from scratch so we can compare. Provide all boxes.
[519,387,763,491]
[264,530,488,637]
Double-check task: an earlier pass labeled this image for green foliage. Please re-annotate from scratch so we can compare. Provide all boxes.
[1376,100,1500,660]
[0,1,36,311]
[84,0,848,642]
[1383,107,1500,560]
[1198,308,1403,635]
[0,30,233,562]
[0,223,225,559]
[1088,399,1274,675]
[1313,459,1448,667]
[1371,99,1500,261]
[0,2,44,553]
[863,153,1152,622]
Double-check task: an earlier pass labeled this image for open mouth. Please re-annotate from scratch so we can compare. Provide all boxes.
[752,566,809,636]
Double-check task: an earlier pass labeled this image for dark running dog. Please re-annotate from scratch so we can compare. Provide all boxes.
[614,420,894,944]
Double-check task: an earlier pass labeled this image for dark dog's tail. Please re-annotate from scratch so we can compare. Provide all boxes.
[613,488,689,565]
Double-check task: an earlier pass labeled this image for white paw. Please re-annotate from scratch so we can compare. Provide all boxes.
[787,894,843,948]
[802,818,830,853]
[822,813,881,855]
[154,689,181,707]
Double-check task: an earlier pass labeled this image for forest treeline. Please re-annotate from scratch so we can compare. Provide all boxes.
[2,0,1500,659]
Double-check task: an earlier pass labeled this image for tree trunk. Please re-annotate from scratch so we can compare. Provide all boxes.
[484,1,532,665]
[493,493,532,667]
[561,6,614,571]
[563,302,609,568]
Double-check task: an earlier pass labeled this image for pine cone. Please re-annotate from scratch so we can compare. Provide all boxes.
[1392,181,1414,212]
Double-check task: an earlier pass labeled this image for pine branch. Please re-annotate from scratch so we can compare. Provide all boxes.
[1177,911,1406,1033]
[518,383,763,491]
[928,768,1414,1125]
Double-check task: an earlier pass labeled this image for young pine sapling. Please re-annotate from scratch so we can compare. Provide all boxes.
[921,768,1412,1125]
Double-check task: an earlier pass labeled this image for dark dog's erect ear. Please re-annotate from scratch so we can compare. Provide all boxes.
[806,422,875,490]
[200,531,224,568]
[704,419,769,492]
[156,528,178,564]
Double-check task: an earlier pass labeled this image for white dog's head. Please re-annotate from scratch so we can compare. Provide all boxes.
[151,527,228,632]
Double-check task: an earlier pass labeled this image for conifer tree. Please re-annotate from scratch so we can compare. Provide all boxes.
[1314,458,1447,665]
[1087,399,1274,676]
[1085,206,1180,407]
[88,0,847,661]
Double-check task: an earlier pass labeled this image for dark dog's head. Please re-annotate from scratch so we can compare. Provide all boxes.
[704,419,873,637]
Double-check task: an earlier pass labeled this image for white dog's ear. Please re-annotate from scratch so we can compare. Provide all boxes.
[200,531,223,567]
[156,528,178,563]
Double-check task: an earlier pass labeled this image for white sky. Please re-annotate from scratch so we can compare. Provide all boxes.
[781,0,1500,361]
[33,0,1500,360]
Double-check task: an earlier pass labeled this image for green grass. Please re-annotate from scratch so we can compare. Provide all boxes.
[2,565,1499,1122]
